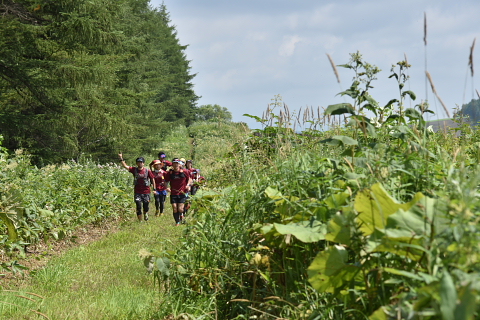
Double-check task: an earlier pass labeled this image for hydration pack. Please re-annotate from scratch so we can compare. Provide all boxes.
[134,167,151,186]
[169,169,186,179]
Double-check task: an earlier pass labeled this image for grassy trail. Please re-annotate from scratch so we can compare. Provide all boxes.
[1,213,183,320]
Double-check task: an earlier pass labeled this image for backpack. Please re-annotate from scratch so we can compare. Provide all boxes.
[169,169,186,179]
[134,167,151,186]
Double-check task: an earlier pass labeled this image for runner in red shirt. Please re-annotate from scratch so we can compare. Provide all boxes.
[118,153,155,221]
[152,160,170,216]
[149,151,172,171]
[183,168,205,216]
[185,159,195,177]
[165,158,192,226]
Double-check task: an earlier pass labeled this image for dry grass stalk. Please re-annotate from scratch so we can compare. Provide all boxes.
[404,53,409,66]
[476,89,480,99]
[469,38,476,77]
[326,53,341,83]
[425,71,451,118]
[423,12,427,46]
[284,103,290,120]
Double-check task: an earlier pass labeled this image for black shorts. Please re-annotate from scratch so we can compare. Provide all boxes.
[170,194,187,204]
[134,193,150,203]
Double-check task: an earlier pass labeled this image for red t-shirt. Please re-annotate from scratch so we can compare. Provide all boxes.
[192,175,205,187]
[153,170,167,191]
[128,167,154,194]
[165,169,190,195]
[185,167,198,179]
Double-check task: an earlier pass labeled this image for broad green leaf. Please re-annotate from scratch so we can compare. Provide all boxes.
[440,271,457,320]
[194,189,221,200]
[365,121,378,138]
[332,135,358,146]
[325,103,355,116]
[405,107,422,120]
[369,307,388,320]
[384,197,448,241]
[325,191,350,209]
[260,224,274,235]
[307,245,360,293]
[455,284,476,320]
[355,183,424,236]
[156,257,170,277]
[323,135,358,147]
[274,220,326,243]
[265,186,282,199]
[362,103,378,116]
[0,212,17,241]
[364,93,379,107]
[384,114,400,124]
[326,213,352,246]
[402,90,417,100]
[383,99,399,109]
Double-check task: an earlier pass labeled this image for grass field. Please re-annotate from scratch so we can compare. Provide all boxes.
[1,213,183,320]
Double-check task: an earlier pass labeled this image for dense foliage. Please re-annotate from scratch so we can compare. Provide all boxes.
[146,54,480,319]
[0,0,198,164]
[195,104,233,122]
[0,135,132,273]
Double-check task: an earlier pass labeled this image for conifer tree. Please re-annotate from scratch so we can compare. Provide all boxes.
[0,0,198,163]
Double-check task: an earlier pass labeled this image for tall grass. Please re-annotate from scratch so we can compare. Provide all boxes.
[149,56,480,319]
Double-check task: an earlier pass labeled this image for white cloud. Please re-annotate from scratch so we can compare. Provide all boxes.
[152,0,480,127]
[279,35,302,57]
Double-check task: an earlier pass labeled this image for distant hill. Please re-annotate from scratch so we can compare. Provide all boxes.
[426,118,460,133]
[458,98,480,124]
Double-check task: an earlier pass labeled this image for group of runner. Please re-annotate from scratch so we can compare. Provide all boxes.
[118,151,205,226]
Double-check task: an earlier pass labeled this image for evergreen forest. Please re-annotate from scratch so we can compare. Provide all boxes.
[0,0,199,164]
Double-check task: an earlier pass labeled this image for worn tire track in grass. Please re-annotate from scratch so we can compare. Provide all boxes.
[1,213,183,320]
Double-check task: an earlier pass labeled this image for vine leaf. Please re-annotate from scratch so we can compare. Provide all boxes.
[274,220,326,243]
[325,103,355,115]
[354,183,424,236]
[307,245,360,293]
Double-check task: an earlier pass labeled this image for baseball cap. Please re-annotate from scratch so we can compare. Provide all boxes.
[172,158,180,163]
[152,160,162,165]
[136,157,145,163]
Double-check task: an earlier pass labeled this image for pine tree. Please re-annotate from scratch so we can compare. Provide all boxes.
[0,0,199,163]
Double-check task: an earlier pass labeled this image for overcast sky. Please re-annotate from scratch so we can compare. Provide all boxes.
[149,0,480,128]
